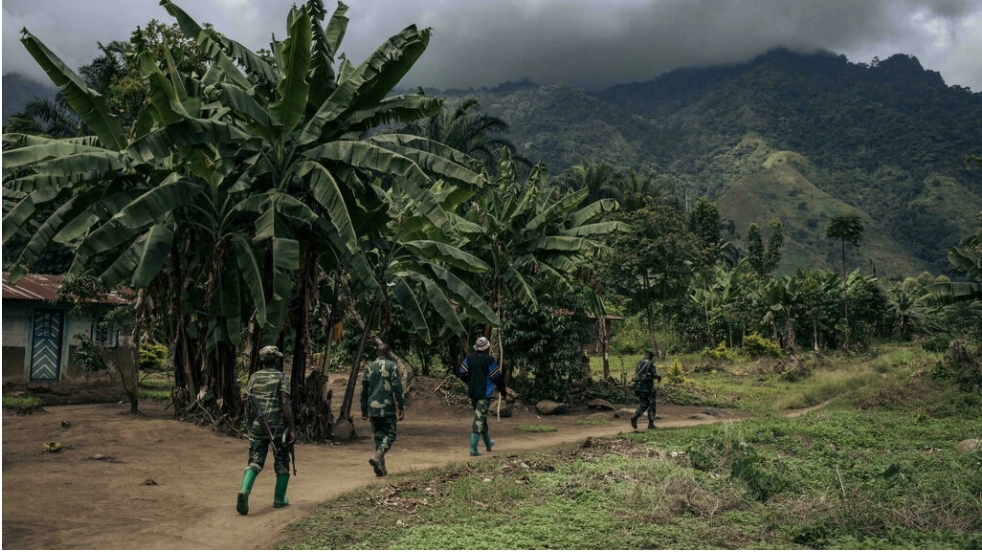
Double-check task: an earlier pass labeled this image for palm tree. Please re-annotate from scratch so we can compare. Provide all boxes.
[826,214,864,345]
[556,161,622,205]
[400,98,529,174]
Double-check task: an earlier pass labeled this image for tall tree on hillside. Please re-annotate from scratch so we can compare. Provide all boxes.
[826,214,865,345]
[747,219,785,277]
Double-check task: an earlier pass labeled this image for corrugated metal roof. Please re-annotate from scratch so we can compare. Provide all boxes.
[2,272,133,305]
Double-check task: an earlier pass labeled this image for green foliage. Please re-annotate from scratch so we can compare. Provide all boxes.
[664,359,688,383]
[503,294,592,403]
[935,341,982,393]
[72,336,110,375]
[742,333,783,358]
[2,396,45,415]
[701,343,737,362]
[139,342,169,372]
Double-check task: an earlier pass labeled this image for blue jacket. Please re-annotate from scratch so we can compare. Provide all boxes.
[459,351,503,400]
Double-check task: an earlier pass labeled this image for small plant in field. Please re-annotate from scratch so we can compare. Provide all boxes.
[515,424,557,432]
[664,359,690,384]
[2,396,45,415]
[701,342,737,362]
[742,333,783,358]
[574,418,609,426]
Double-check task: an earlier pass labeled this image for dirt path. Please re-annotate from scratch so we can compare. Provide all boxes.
[2,386,749,550]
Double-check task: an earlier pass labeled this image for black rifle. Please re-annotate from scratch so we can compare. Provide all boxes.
[246,394,297,475]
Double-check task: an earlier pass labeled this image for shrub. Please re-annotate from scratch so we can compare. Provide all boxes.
[921,334,949,354]
[140,342,169,372]
[701,343,737,362]
[936,341,982,393]
[664,359,689,384]
[742,333,783,358]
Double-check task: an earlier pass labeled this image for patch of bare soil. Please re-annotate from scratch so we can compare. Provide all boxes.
[2,376,749,550]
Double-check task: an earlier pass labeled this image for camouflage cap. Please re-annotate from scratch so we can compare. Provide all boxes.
[259,345,284,362]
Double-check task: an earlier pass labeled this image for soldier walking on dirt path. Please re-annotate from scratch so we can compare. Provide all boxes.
[630,349,662,430]
[458,336,506,456]
[237,345,296,515]
[361,343,405,477]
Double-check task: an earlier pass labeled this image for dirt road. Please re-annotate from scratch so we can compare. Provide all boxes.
[2,384,746,550]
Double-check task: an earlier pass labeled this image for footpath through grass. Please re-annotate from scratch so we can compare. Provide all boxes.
[281,347,982,550]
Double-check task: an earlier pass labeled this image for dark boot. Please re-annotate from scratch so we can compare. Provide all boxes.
[482,432,495,452]
[273,474,290,508]
[370,449,386,477]
[647,419,656,430]
[630,415,638,430]
[236,468,257,515]
[470,433,481,456]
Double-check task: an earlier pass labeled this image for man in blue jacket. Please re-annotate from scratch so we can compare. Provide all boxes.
[458,336,506,456]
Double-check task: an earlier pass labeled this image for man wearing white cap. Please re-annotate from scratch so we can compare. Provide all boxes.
[457,336,506,456]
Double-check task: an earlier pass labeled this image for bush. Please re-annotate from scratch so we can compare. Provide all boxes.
[701,343,737,362]
[140,342,169,372]
[920,334,949,354]
[742,333,783,358]
[664,359,689,384]
[935,341,982,393]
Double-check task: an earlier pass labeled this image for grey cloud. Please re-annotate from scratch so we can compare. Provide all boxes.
[3,0,981,93]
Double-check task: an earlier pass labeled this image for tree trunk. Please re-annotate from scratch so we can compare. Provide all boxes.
[339,300,379,423]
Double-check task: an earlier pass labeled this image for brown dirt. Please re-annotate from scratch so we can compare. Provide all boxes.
[2,377,750,550]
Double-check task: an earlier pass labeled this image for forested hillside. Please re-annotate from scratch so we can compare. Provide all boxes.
[6,46,981,276]
[424,49,982,277]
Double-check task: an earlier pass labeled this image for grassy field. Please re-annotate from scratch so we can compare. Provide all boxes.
[280,345,982,549]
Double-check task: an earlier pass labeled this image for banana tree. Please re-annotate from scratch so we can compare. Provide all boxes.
[452,150,629,386]
[4,0,488,427]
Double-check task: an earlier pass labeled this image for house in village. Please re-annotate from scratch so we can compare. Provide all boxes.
[2,272,135,385]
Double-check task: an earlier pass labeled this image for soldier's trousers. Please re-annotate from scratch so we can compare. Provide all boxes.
[633,391,656,422]
[471,398,492,434]
[369,415,398,453]
[247,430,291,475]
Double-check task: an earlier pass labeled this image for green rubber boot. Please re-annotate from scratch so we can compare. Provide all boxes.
[369,449,386,477]
[482,432,495,452]
[273,474,290,508]
[236,468,257,515]
[469,433,481,456]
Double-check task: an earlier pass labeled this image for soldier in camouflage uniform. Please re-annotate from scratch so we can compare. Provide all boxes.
[630,349,662,430]
[237,345,296,515]
[360,342,405,477]
[457,336,506,456]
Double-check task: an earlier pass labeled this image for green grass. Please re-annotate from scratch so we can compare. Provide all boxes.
[515,424,557,433]
[138,372,174,401]
[280,346,982,550]
[2,396,45,414]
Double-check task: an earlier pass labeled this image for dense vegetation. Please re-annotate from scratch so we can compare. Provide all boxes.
[3,1,980,443]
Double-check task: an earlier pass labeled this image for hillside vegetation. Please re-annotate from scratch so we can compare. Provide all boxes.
[420,49,982,277]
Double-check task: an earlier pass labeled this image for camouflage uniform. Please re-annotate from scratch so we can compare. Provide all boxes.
[631,353,661,430]
[237,345,295,515]
[361,351,405,476]
[245,367,293,475]
[458,337,505,455]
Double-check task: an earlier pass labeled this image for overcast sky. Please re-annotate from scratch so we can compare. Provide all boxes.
[4,0,982,93]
